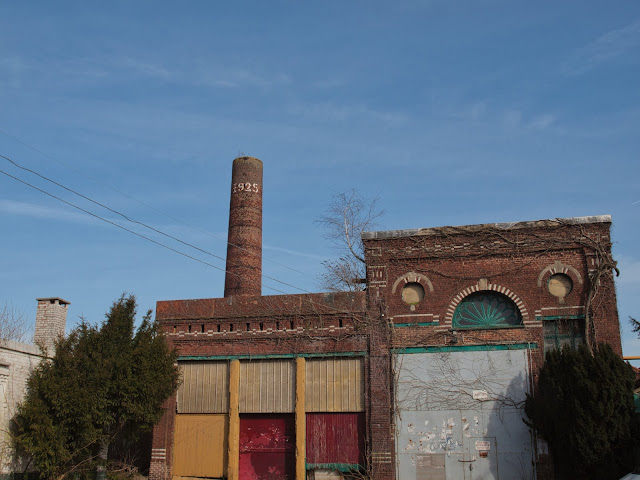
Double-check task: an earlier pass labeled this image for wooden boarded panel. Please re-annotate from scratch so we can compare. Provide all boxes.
[177,361,228,413]
[240,360,295,413]
[239,414,295,480]
[306,412,365,465]
[305,358,364,412]
[173,414,228,478]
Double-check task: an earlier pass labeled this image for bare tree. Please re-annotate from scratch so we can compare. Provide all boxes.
[0,302,30,343]
[316,189,384,291]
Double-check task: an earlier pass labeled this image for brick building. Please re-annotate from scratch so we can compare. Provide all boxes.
[150,157,621,480]
[362,217,619,479]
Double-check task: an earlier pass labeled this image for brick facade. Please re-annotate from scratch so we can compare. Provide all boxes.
[362,215,621,479]
[151,158,621,480]
[150,292,379,480]
[363,216,620,356]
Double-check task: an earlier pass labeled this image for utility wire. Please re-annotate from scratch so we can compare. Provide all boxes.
[0,153,310,294]
[1,168,365,319]
[0,128,308,276]
[0,167,303,296]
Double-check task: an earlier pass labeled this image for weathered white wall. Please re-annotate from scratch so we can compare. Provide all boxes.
[394,348,535,480]
[0,340,43,474]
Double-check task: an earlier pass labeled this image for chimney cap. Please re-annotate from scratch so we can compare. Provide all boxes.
[233,156,263,165]
[36,297,71,305]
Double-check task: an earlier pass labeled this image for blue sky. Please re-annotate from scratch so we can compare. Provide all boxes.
[1,1,639,358]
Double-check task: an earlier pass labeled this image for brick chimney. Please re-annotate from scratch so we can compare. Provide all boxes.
[34,297,69,355]
[224,157,263,297]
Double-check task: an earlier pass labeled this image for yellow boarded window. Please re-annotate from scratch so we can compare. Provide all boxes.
[305,357,364,412]
[173,414,228,478]
[177,361,229,413]
[239,360,295,413]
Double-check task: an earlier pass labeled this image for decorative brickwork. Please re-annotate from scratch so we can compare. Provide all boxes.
[363,215,621,479]
[152,158,621,480]
[443,282,530,325]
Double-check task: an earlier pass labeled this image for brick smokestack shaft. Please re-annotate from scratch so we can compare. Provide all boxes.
[224,157,263,297]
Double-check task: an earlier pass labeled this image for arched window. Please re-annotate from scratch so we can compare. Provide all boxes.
[452,292,522,329]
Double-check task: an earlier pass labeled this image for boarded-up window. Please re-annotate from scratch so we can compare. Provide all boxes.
[239,414,295,479]
[306,412,365,467]
[177,361,229,413]
[240,360,295,413]
[305,357,364,412]
[543,318,585,355]
[173,414,228,478]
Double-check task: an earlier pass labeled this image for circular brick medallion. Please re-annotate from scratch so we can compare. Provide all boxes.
[401,282,425,305]
[548,273,573,299]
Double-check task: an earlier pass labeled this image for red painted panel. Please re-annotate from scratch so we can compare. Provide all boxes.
[240,414,295,479]
[239,452,295,480]
[306,412,365,465]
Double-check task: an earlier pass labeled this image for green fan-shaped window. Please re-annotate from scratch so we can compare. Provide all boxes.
[452,292,522,329]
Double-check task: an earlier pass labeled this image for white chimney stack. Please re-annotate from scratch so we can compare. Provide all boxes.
[34,297,69,355]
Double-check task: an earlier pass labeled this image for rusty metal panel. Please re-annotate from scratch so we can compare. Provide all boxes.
[306,412,365,465]
[239,414,295,479]
[173,414,228,478]
[239,360,295,413]
[305,357,364,412]
[416,454,445,480]
[177,361,228,413]
[395,349,534,480]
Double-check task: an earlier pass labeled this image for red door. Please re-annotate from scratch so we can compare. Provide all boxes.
[239,414,295,480]
[306,412,365,466]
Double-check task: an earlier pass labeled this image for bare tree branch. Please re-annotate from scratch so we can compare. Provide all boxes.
[316,189,384,291]
[0,302,30,343]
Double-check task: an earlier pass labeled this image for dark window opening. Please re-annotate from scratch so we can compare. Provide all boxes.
[339,318,343,328]
[543,318,586,356]
[201,324,205,333]
[246,323,251,331]
[290,320,294,330]
[217,324,221,333]
[230,324,234,332]
[276,321,280,330]
[260,322,264,331]
[188,325,192,333]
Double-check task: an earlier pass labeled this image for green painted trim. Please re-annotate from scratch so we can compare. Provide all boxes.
[178,351,367,361]
[393,343,538,354]
[454,324,525,330]
[393,322,439,327]
[536,314,585,321]
[306,463,363,473]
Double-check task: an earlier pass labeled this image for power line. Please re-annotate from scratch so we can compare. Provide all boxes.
[2,168,368,324]
[0,167,310,296]
[0,128,309,276]
[1,167,366,319]
[0,153,312,294]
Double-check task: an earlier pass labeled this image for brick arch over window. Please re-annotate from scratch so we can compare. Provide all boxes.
[444,283,529,325]
[391,272,434,295]
[537,260,583,287]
